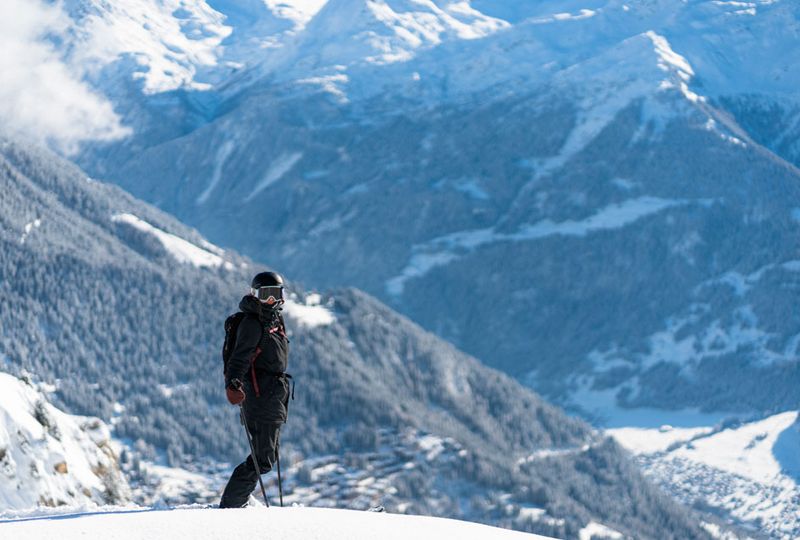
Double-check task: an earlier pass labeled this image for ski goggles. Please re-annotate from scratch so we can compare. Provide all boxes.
[252,286,284,303]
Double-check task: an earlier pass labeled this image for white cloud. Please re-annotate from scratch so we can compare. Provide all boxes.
[0,0,129,153]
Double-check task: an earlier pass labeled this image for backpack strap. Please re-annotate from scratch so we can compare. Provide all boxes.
[249,347,262,397]
[247,312,268,398]
[222,312,246,380]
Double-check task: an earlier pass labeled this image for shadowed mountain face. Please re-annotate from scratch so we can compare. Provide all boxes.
[0,139,710,538]
[65,0,800,421]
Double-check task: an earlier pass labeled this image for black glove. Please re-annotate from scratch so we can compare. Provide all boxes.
[226,379,245,405]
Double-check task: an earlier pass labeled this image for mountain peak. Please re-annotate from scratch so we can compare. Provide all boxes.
[265,0,509,72]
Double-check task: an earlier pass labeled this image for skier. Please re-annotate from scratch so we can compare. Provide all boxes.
[219,271,291,508]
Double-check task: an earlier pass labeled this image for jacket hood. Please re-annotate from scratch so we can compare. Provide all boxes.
[239,295,283,323]
[239,295,262,316]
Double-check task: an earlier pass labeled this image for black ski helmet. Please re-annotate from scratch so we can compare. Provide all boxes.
[251,271,284,289]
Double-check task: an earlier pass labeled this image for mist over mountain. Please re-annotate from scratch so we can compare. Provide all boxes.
[0,138,713,538]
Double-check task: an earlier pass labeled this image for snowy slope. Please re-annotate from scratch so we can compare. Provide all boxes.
[0,372,130,510]
[0,506,551,540]
[610,412,800,539]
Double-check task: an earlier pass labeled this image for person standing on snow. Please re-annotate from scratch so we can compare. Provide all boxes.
[219,271,291,508]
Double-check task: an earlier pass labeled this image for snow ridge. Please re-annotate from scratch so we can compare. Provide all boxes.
[387,197,700,296]
[196,140,235,205]
[245,152,303,202]
[111,213,231,269]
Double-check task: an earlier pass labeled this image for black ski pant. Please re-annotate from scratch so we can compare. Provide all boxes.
[219,421,282,508]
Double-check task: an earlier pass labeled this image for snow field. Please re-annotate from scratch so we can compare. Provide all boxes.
[283,293,337,328]
[578,520,622,540]
[670,412,799,484]
[608,425,712,455]
[0,506,552,540]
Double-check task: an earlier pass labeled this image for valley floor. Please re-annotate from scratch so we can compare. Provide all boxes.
[610,411,800,540]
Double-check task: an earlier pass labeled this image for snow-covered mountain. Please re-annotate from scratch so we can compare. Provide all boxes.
[0,372,130,510]
[52,0,800,104]
[0,138,713,538]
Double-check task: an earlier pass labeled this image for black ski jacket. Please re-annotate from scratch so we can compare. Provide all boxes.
[226,295,290,423]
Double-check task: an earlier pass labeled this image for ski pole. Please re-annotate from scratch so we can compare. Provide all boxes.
[276,428,284,507]
[240,404,269,507]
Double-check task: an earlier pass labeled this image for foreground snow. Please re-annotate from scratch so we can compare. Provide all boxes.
[0,506,553,540]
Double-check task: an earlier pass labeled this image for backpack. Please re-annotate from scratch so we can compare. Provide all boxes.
[222,312,247,380]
